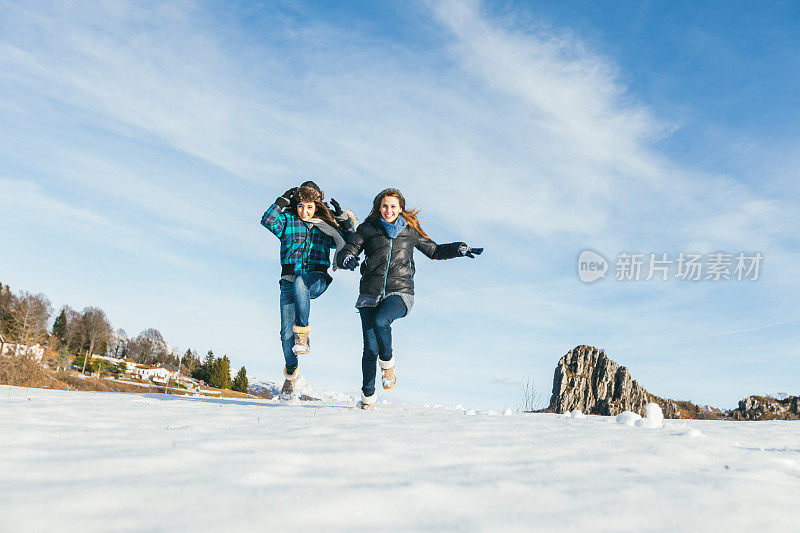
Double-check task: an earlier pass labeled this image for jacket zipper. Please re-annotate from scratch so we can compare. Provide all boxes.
[381,239,393,296]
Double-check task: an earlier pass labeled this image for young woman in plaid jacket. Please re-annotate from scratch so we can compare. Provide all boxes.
[261,181,356,396]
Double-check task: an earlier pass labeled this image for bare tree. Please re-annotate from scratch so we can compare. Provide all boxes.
[519,373,543,413]
[107,328,129,358]
[129,328,167,364]
[7,291,52,353]
[79,307,111,374]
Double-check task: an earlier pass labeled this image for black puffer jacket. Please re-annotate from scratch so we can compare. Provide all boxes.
[336,218,465,296]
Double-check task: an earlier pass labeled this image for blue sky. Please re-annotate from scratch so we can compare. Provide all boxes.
[1,0,798,410]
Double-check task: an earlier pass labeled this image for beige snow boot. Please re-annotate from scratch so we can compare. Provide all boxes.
[281,366,299,397]
[292,325,311,354]
[380,357,396,389]
[360,392,376,410]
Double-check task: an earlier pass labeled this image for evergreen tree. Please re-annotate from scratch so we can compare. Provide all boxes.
[209,355,232,389]
[0,283,15,336]
[52,308,68,345]
[57,347,71,372]
[192,350,214,384]
[232,366,248,393]
[181,348,200,375]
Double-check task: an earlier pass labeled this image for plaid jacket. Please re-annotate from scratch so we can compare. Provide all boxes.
[261,203,354,276]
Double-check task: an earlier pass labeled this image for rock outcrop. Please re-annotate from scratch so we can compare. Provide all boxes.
[548,345,680,418]
[728,395,800,421]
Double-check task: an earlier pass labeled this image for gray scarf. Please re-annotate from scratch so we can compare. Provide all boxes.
[308,218,346,271]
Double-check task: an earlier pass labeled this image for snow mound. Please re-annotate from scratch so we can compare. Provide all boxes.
[616,411,642,426]
[634,403,664,428]
[570,409,585,419]
[503,408,513,416]
[3,385,799,531]
[249,375,356,404]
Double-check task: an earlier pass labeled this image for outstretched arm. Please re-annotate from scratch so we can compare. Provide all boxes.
[415,235,466,260]
[260,187,297,238]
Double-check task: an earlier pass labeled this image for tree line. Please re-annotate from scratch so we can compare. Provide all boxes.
[0,281,248,393]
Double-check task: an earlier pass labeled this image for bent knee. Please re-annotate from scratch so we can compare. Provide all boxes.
[374,317,393,330]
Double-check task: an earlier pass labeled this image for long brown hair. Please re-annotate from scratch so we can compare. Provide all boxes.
[365,188,430,239]
[292,186,339,229]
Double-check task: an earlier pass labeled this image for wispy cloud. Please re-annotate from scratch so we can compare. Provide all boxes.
[1,0,797,408]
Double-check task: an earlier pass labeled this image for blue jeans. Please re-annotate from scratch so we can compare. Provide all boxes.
[358,295,407,396]
[280,272,329,374]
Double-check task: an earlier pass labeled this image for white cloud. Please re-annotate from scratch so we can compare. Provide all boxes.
[1,0,797,408]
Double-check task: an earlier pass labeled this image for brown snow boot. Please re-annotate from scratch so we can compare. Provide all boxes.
[380,357,396,389]
[360,392,376,410]
[281,366,299,397]
[292,325,311,354]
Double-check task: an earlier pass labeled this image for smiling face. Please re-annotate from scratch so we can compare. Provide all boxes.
[380,195,401,223]
[297,201,316,222]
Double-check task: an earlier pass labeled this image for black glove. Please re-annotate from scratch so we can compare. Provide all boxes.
[342,254,359,271]
[329,198,343,216]
[275,187,298,208]
[460,245,483,258]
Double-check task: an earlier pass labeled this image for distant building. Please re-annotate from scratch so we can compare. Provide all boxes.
[130,363,179,384]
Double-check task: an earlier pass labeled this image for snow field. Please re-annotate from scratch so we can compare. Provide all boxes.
[1,385,798,532]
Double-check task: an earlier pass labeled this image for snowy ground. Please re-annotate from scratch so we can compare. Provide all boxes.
[1,385,798,532]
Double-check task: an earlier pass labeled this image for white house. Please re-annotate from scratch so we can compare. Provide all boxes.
[130,364,178,384]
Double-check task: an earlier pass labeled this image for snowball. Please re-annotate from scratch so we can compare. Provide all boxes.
[465,409,476,416]
[560,411,572,418]
[645,403,664,422]
[634,403,664,428]
[615,411,642,426]
[503,408,513,416]
[455,404,463,410]
[570,409,585,419]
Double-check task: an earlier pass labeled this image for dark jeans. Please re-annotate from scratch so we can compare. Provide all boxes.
[279,272,329,374]
[359,295,407,396]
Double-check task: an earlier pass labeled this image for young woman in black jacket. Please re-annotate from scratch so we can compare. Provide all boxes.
[337,188,483,410]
